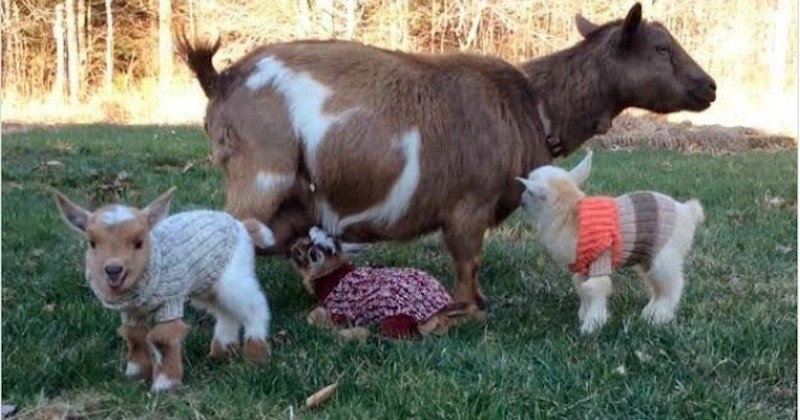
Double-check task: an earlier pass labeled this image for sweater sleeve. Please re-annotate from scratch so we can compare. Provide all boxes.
[154,298,185,323]
[589,250,614,278]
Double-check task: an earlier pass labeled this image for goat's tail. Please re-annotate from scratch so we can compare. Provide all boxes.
[175,28,221,98]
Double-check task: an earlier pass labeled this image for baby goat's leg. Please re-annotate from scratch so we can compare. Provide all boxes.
[118,322,151,381]
[215,224,272,364]
[147,319,188,393]
[579,275,613,334]
[572,273,589,323]
[190,298,241,359]
[640,252,685,325]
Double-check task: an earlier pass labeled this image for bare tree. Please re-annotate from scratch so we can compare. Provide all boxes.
[104,0,113,94]
[158,0,172,95]
[296,0,312,37]
[316,0,334,37]
[52,3,66,100]
[769,0,791,98]
[66,0,79,102]
[77,0,87,84]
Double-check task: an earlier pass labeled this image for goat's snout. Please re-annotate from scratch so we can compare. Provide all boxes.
[104,263,126,288]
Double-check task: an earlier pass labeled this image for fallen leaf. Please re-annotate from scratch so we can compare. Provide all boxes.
[45,160,63,167]
[634,350,652,363]
[305,383,338,409]
[2,403,17,418]
[182,162,195,173]
[337,327,370,342]
[271,329,290,346]
[43,303,56,314]
[776,245,793,254]
[614,365,626,375]
[766,197,786,209]
[31,249,44,258]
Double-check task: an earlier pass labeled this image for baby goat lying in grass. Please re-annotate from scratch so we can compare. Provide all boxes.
[55,187,272,393]
[517,151,705,334]
[249,225,467,340]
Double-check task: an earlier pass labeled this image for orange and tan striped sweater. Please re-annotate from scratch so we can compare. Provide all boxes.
[569,192,677,277]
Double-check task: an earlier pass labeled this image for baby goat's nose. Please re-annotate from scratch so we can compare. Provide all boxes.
[104,264,124,278]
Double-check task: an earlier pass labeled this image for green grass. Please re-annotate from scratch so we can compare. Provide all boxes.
[2,124,796,419]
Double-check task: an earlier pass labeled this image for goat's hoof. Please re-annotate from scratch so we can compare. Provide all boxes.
[123,361,151,381]
[337,327,370,342]
[150,373,182,393]
[243,338,270,365]
[209,339,239,359]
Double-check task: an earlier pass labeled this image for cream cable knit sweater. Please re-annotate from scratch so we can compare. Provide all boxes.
[88,210,238,326]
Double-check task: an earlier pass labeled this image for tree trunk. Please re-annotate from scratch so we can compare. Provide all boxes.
[104,0,113,94]
[769,0,791,97]
[158,0,172,97]
[343,0,359,39]
[66,0,79,103]
[53,3,66,100]
[77,0,86,82]
[296,0,312,37]
[316,0,334,37]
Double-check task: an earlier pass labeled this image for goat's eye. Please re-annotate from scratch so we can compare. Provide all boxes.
[134,240,143,250]
[89,241,96,249]
[656,45,671,56]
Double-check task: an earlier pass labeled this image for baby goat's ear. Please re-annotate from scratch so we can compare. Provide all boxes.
[570,150,593,186]
[142,186,177,228]
[53,191,91,234]
[516,177,548,200]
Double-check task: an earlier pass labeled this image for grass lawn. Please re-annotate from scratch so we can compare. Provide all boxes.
[1,125,797,419]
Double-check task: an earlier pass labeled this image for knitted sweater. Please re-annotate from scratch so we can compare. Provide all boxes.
[87,210,239,326]
[312,264,452,326]
[569,192,676,277]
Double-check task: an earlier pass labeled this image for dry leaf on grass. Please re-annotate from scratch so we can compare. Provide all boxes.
[305,383,338,409]
[634,350,652,363]
[270,329,291,346]
[31,249,44,258]
[613,365,627,375]
[42,304,56,314]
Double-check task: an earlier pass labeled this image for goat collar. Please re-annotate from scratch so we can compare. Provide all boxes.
[313,263,356,302]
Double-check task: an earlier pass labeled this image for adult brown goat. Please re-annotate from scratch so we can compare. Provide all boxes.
[176,3,716,314]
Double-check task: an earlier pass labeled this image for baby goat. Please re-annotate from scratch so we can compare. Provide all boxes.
[55,187,272,392]
[517,151,704,334]
[249,225,467,340]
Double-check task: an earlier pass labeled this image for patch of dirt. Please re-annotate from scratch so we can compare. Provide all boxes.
[590,113,797,152]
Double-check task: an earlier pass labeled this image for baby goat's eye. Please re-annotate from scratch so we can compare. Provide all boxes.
[134,240,143,250]
[89,241,96,249]
[655,45,671,56]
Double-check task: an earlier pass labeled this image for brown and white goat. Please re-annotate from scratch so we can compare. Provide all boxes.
[176,3,716,313]
[55,188,272,392]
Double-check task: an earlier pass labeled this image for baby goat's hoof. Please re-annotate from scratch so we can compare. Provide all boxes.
[123,361,151,381]
[209,339,239,359]
[150,372,182,393]
[243,338,270,365]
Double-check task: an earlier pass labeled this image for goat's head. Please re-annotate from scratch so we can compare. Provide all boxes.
[517,151,591,218]
[54,187,176,298]
[577,3,716,113]
[287,228,351,296]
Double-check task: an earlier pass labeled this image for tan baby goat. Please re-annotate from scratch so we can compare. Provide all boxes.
[517,151,704,334]
[55,187,272,393]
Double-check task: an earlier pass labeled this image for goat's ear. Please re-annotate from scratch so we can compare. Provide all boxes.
[516,177,548,200]
[575,14,599,38]
[308,246,325,267]
[54,191,91,234]
[570,151,593,185]
[620,2,642,49]
[142,187,176,228]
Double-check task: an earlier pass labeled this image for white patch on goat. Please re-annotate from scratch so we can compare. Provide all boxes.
[100,205,136,225]
[336,128,421,231]
[124,361,141,378]
[256,224,275,248]
[151,373,178,392]
[255,171,294,194]
[246,56,358,165]
[309,226,337,252]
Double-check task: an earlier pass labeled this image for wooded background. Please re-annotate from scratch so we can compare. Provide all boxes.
[1,0,797,135]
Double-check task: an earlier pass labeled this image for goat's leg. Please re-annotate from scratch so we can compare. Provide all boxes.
[442,217,490,314]
[147,319,188,393]
[118,323,152,381]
